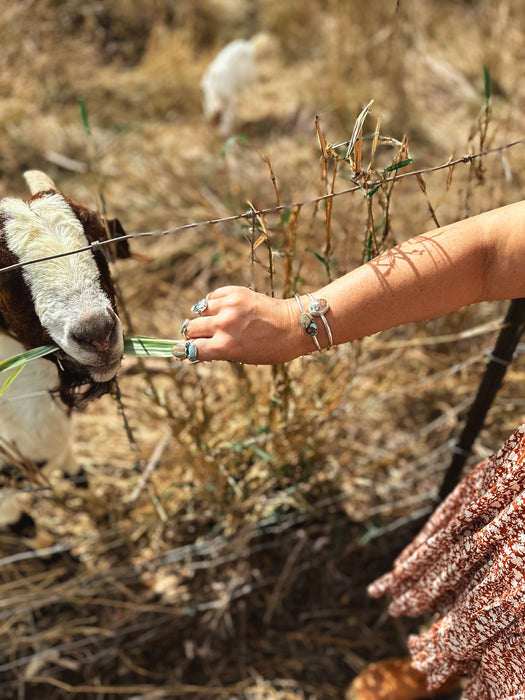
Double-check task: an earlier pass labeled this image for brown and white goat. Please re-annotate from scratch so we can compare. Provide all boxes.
[0,171,129,540]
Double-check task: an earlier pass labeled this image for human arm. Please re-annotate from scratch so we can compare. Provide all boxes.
[179,200,525,365]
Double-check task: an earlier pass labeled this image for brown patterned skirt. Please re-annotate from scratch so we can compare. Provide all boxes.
[368,424,525,700]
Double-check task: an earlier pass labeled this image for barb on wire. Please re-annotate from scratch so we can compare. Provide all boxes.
[0,139,522,277]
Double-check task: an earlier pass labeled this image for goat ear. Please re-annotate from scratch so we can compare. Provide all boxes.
[61,195,148,262]
[105,218,132,259]
[105,218,152,262]
[23,170,57,195]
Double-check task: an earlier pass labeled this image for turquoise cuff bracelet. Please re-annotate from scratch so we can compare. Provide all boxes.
[294,294,321,351]
[294,294,333,352]
[306,293,333,348]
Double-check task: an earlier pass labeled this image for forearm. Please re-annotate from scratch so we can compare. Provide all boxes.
[179,200,525,365]
[305,200,525,350]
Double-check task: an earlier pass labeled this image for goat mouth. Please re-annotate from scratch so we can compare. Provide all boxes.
[88,360,122,383]
[54,350,122,383]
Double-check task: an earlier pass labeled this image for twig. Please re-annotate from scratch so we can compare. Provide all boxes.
[0,544,70,569]
[264,530,307,625]
[24,676,253,696]
[45,150,87,174]
[125,427,172,506]
[359,505,434,544]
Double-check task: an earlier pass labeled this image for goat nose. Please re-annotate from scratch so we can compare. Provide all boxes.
[70,308,118,351]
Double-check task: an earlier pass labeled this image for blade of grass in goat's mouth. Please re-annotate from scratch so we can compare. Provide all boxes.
[123,336,180,357]
[0,336,179,375]
[0,344,58,374]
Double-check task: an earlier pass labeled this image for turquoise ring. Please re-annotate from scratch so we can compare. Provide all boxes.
[185,340,199,363]
[191,298,208,315]
[171,340,199,363]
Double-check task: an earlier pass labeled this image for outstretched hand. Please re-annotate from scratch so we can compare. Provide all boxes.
[172,199,525,367]
[175,286,310,365]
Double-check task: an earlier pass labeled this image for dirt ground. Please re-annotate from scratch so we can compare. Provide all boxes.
[0,1,524,698]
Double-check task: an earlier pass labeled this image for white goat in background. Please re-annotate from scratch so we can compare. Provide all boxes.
[0,170,130,539]
[201,33,274,136]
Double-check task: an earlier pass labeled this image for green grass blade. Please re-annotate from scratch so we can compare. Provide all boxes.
[483,64,491,102]
[0,364,26,398]
[305,248,330,275]
[382,157,414,176]
[0,337,178,383]
[78,96,92,135]
[124,336,179,357]
[0,344,57,374]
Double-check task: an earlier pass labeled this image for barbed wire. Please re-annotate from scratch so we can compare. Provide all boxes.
[0,138,522,277]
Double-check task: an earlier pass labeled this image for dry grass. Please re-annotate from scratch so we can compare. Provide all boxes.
[0,0,524,698]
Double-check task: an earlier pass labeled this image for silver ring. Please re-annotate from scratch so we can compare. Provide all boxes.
[171,343,186,359]
[185,340,199,363]
[191,298,208,316]
[180,318,190,338]
[171,340,199,363]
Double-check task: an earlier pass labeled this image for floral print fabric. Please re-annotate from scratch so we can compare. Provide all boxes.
[368,423,525,699]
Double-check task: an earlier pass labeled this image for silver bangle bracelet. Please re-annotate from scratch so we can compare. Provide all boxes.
[306,293,333,348]
[294,294,321,351]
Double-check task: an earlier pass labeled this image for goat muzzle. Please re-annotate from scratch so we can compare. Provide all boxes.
[65,307,124,381]
[70,307,119,351]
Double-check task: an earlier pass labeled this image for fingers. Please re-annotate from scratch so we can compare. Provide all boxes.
[173,328,233,364]
[172,286,287,365]
[176,335,228,363]
[180,316,213,340]
[180,287,249,340]
[180,300,216,340]
[174,290,232,363]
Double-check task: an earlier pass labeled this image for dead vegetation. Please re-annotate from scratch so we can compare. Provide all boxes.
[0,0,524,698]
